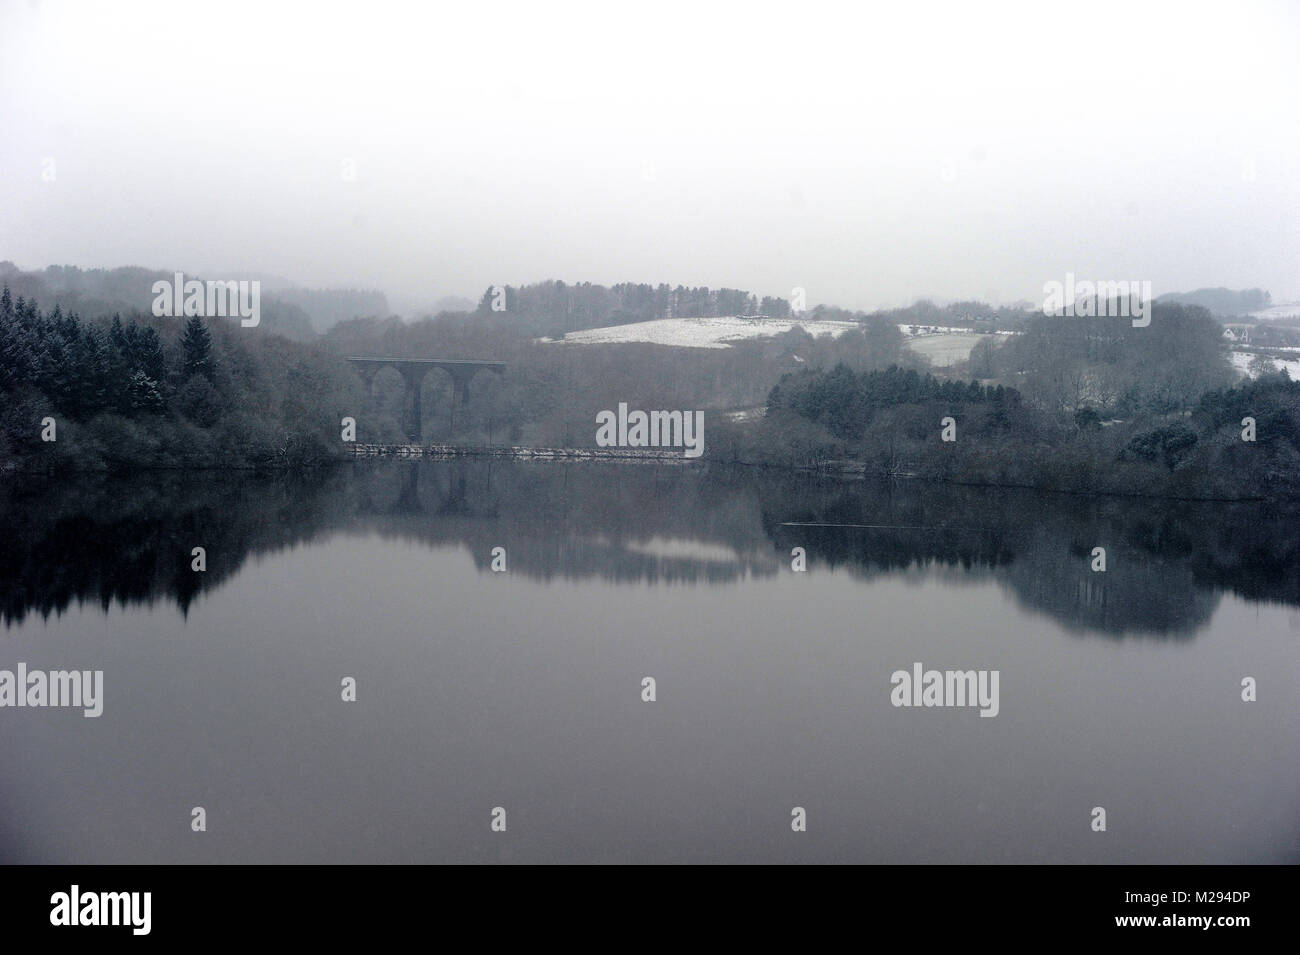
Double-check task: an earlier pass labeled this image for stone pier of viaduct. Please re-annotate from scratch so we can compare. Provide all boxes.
[347,357,506,443]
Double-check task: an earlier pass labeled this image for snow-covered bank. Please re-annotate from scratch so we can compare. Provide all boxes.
[1230,350,1300,378]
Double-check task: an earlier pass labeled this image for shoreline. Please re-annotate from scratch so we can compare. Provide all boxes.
[3,445,1281,503]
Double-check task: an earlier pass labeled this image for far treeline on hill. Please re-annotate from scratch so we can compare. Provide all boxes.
[1,273,1298,500]
[0,262,388,339]
[1154,287,1272,317]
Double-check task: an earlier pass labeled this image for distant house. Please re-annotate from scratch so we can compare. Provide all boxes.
[1222,325,1252,344]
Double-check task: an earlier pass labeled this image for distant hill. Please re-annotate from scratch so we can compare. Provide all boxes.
[270,287,389,331]
[1155,287,1271,318]
[0,262,389,339]
[469,280,793,337]
[431,295,476,315]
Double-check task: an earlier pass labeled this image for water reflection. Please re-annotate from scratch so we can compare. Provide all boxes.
[3,461,1297,636]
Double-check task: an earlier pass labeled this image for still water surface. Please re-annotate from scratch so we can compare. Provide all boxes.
[1,461,1297,863]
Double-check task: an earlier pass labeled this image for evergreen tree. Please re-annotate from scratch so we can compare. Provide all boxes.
[0,286,33,391]
[127,369,166,413]
[181,316,214,380]
[135,326,166,385]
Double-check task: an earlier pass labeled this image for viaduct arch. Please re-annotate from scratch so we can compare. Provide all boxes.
[347,357,506,442]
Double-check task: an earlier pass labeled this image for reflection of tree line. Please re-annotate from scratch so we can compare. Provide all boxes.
[762,480,1300,636]
[3,462,1297,635]
[0,469,355,624]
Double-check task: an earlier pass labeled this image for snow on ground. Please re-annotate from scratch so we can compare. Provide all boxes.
[905,333,985,367]
[1249,305,1300,321]
[1230,350,1300,378]
[898,323,971,336]
[546,316,860,349]
[898,323,997,336]
[543,316,1023,369]
[896,324,1014,367]
[897,324,1016,336]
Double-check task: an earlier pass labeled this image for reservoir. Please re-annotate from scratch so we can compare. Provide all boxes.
[1,460,1296,863]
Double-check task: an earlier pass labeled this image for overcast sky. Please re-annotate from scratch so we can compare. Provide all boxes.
[2,0,1298,312]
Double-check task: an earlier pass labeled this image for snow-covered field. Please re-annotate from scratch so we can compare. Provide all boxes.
[544,314,1299,380]
[898,323,974,336]
[1249,305,1300,321]
[545,316,1027,352]
[895,325,1013,367]
[546,316,860,349]
[1230,350,1300,378]
[904,333,986,367]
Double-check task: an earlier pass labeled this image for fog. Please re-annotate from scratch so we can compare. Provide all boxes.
[2,0,1298,311]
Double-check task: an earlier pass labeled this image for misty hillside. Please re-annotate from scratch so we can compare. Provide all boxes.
[468,280,797,337]
[0,262,388,339]
[271,287,390,332]
[1155,287,1272,317]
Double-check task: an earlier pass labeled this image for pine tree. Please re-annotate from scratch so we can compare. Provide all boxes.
[136,326,166,385]
[181,316,214,380]
[127,370,166,413]
[0,286,31,391]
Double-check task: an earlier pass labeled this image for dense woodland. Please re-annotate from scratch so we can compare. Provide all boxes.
[0,286,361,468]
[743,303,1300,497]
[2,267,1299,500]
[751,359,1300,498]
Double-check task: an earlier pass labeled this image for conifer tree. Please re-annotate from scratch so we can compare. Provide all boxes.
[181,315,214,380]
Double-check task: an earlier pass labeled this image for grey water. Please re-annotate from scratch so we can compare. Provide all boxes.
[1,461,1297,863]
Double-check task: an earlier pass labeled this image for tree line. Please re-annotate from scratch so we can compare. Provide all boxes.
[766,364,1020,441]
[0,286,362,469]
[734,354,1300,499]
[472,280,794,336]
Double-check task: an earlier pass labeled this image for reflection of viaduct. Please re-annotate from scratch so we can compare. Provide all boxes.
[379,462,496,519]
[347,357,506,443]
